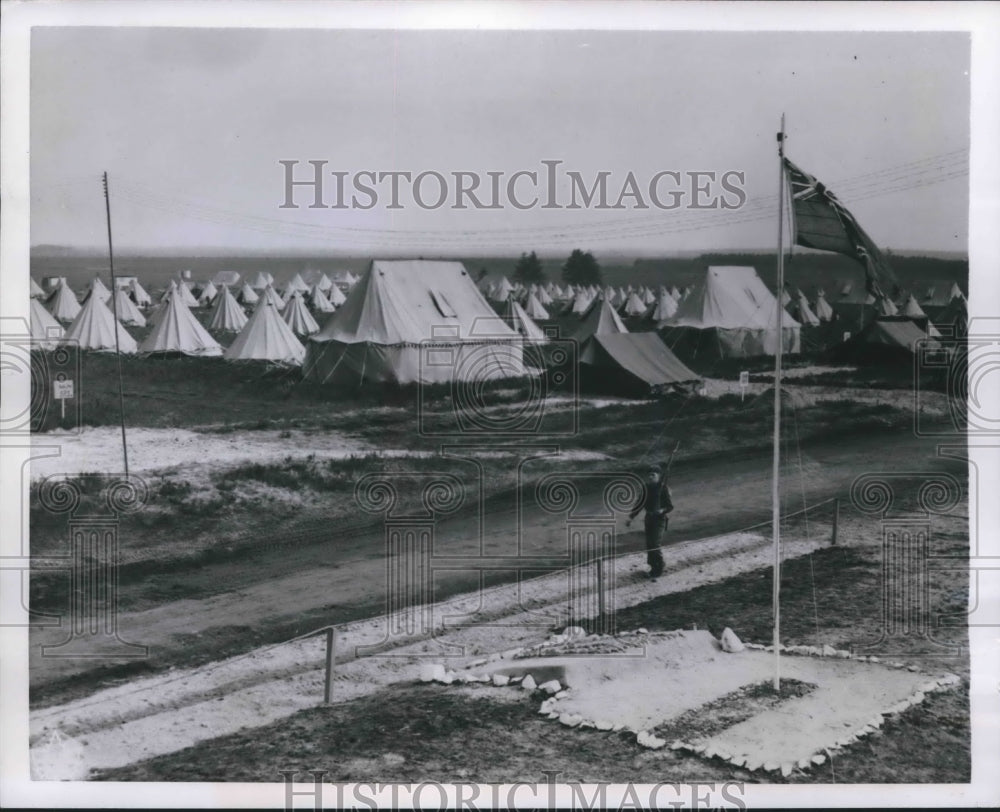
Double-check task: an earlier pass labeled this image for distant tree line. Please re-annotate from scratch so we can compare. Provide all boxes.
[510,249,604,287]
[512,251,544,285]
[561,249,602,286]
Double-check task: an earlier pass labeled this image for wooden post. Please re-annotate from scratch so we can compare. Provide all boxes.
[771,114,787,692]
[323,627,335,704]
[595,556,605,633]
[831,498,840,546]
[102,172,129,478]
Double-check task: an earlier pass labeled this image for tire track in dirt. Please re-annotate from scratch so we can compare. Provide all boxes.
[29,428,959,698]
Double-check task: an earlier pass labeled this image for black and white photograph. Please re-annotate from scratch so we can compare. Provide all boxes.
[2,2,999,808]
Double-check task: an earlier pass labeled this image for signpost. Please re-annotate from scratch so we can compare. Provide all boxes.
[53,376,74,421]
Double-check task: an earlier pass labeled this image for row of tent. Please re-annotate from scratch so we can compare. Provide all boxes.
[36,268,360,299]
[780,281,964,326]
[31,281,320,365]
[38,266,964,341]
[485,278,692,310]
[484,273,964,314]
[198,268,360,291]
[485,266,800,358]
[35,271,357,314]
[488,265,964,364]
[29,261,967,390]
[36,276,350,329]
[491,276,963,332]
[494,273,963,348]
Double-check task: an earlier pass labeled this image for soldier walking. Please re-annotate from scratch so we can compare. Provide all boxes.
[626,463,673,580]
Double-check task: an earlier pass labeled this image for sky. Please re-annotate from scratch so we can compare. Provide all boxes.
[30,28,970,256]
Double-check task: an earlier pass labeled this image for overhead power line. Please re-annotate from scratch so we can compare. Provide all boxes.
[36,148,968,248]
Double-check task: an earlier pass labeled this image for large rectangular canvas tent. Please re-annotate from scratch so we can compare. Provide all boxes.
[303,260,529,385]
[660,265,800,360]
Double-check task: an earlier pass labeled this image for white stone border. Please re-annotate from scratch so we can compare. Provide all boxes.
[420,628,963,779]
[679,640,964,777]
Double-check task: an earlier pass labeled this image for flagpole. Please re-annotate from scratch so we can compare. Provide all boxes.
[772,115,786,692]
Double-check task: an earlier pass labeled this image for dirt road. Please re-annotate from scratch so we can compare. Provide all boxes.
[29,426,963,700]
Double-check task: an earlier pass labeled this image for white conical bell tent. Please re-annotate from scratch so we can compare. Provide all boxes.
[46,279,82,323]
[876,295,898,317]
[113,287,147,327]
[83,277,112,304]
[283,272,309,299]
[523,291,550,320]
[147,284,183,329]
[260,284,285,310]
[248,271,273,290]
[569,289,594,315]
[30,298,65,348]
[901,294,927,319]
[138,291,222,356]
[572,298,629,342]
[30,278,45,298]
[326,283,346,307]
[130,278,152,307]
[63,291,137,353]
[309,285,336,313]
[224,298,305,365]
[813,290,834,321]
[491,276,514,302]
[501,298,548,343]
[176,280,199,308]
[198,281,219,307]
[159,280,178,303]
[792,290,821,326]
[208,285,249,332]
[281,291,320,336]
[236,282,260,305]
[649,289,678,322]
[621,291,647,316]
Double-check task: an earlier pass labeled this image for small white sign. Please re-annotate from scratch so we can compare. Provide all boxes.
[738,370,750,402]
[843,331,852,342]
[53,379,74,400]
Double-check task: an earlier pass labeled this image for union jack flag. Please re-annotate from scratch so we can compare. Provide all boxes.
[784,158,898,301]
